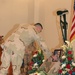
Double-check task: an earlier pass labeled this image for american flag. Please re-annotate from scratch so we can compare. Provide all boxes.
[70,0,75,42]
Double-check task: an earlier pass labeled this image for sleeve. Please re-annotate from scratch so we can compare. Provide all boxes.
[34,35,52,59]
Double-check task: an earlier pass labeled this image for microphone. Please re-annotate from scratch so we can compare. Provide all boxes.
[57,10,68,15]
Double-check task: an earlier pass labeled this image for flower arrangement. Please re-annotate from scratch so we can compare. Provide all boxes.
[58,41,75,75]
[28,48,47,75]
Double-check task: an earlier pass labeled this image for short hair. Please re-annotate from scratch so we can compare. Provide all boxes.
[34,23,43,29]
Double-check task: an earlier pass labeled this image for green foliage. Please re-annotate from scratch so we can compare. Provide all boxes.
[28,49,45,74]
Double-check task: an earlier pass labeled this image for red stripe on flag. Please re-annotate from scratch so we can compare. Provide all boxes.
[71,23,75,31]
[72,14,75,22]
[70,31,75,41]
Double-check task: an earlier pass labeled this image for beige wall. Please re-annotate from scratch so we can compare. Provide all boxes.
[0,0,34,35]
[0,0,73,51]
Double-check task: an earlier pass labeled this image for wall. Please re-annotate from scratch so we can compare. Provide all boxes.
[0,0,34,35]
[0,0,73,51]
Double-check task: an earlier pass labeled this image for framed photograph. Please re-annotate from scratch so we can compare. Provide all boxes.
[52,49,63,62]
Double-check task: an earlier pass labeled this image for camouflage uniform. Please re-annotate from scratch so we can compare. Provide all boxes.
[0,24,51,75]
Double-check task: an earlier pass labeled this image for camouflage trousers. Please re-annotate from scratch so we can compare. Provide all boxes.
[0,34,25,75]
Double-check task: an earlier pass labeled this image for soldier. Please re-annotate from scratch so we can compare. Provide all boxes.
[0,23,51,75]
